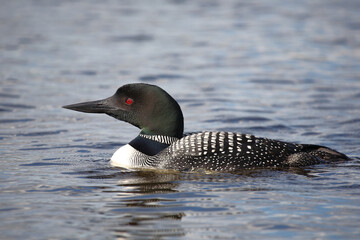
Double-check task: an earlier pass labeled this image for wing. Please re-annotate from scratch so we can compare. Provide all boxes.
[158,131,306,171]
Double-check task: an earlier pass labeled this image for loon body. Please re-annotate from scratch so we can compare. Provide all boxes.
[63,83,349,172]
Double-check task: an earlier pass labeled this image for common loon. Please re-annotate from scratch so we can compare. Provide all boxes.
[63,83,349,172]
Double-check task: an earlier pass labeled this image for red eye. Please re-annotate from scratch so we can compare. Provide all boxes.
[125,98,133,105]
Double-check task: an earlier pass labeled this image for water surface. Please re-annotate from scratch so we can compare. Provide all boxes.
[1,0,360,239]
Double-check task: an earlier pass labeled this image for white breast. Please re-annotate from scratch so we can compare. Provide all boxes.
[110,144,138,169]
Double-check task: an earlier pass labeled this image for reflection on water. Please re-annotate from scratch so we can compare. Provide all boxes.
[72,166,360,239]
[107,172,186,239]
[1,0,360,239]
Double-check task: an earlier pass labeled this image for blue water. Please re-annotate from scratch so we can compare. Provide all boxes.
[1,0,360,239]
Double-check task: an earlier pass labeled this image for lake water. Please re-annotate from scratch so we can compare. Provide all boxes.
[1,0,360,239]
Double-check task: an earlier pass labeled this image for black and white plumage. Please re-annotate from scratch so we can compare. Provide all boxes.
[63,83,349,172]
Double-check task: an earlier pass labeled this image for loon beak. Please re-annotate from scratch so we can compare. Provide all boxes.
[63,97,116,114]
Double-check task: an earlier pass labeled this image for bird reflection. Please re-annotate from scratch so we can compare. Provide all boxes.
[104,171,186,239]
[83,166,324,239]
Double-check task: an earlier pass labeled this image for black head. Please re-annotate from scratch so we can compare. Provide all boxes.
[63,83,184,138]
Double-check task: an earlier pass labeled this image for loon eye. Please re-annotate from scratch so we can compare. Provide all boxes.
[125,98,133,105]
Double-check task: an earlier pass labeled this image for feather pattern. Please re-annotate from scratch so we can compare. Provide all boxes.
[111,131,347,171]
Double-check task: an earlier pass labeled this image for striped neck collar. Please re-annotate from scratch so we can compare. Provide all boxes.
[139,134,179,145]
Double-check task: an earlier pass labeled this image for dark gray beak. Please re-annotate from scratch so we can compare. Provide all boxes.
[63,97,115,114]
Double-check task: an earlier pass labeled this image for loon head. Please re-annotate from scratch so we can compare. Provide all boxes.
[63,83,184,138]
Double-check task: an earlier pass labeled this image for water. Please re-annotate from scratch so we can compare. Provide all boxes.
[1,0,360,239]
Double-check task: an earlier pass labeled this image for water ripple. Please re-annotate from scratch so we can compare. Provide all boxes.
[17,130,68,137]
[107,34,153,42]
[139,74,185,82]
[0,118,35,124]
